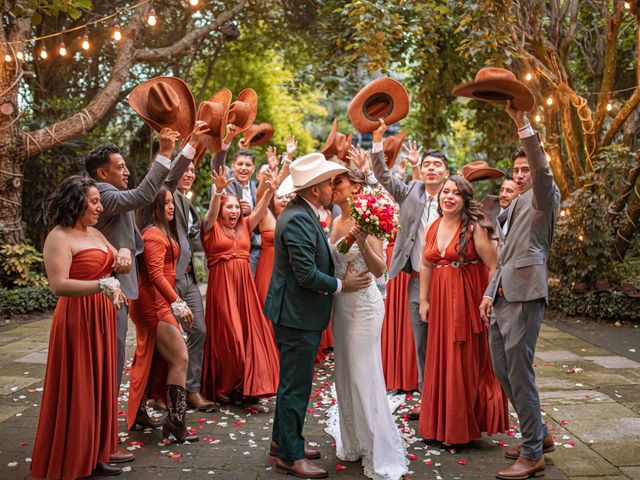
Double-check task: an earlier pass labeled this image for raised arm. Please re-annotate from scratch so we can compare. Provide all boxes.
[370,120,410,203]
[283,214,339,294]
[202,167,232,233]
[248,170,278,232]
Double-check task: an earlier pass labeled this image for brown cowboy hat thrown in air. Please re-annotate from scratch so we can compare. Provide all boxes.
[129,76,196,140]
[190,88,232,166]
[228,88,258,135]
[348,77,410,133]
[239,122,274,148]
[452,67,535,112]
[321,119,353,162]
[459,161,505,183]
[384,131,407,169]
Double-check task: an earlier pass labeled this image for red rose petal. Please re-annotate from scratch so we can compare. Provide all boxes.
[458,459,467,465]
[335,465,347,470]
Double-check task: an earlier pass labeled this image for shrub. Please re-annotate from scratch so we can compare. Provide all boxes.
[0,286,57,316]
[548,285,640,322]
[0,243,48,288]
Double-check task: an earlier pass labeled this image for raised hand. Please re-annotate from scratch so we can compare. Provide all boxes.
[158,128,180,157]
[263,168,282,191]
[266,146,279,170]
[347,145,369,172]
[372,119,388,143]
[285,135,297,160]
[223,124,239,145]
[188,120,210,147]
[211,166,232,193]
[402,140,422,167]
[505,99,528,130]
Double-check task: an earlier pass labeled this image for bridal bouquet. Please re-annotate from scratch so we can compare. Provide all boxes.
[336,187,401,254]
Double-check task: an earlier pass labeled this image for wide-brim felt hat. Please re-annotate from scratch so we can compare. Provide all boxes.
[239,122,274,148]
[278,152,348,196]
[129,77,196,140]
[452,67,535,112]
[459,160,504,182]
[320,119,353,162]
[228,88,257,135]
[190,88,232,166]
[384,131,407,169]
[348,77,410,133]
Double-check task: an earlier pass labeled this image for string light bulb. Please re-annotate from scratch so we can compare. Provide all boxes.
[147,9,157,26]
[82,34,90,50]
[606,102,613,112]
[624,1,631,9]
[4,53,11,62]
[578,234,584,242]
[59,42,67,56]
[40,47,48,59]
[16,51,23,60]
[189,0,199,5]
[525,72,533,81]
[560,210,566,217]
[113,25,122,41]
[546,96,554,106]
[534,114,542,123]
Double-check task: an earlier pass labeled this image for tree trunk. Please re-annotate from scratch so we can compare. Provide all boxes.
[613,173,640,260]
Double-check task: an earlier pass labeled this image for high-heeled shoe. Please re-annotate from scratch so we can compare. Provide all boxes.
[163,384,200,443]
[130,392,163,430]
[92,462,121,476]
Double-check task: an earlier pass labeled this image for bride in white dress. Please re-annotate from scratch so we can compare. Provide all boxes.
[326,168,408,480]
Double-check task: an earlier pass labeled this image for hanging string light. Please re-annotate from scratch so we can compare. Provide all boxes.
[546,96,554,106]
[59,42,67,56]
[147,9,157,26]
[624,1,631,9]
[82,34,90,50]
[606,102,613,112]
[4,53,11,62]
[113,25,122,41]
[188,0,199,5]
[40,47,48,59]
[534,114,542,123]
[525,72,533,81]
[16,51,23,60]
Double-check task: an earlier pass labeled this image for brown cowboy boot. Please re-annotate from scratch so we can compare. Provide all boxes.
[505,434,555,459]
[162,384,200,443]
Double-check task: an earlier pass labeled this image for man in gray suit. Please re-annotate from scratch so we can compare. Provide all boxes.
[371,120,449,419]
[481,174,519,228]
[480,103,560,480]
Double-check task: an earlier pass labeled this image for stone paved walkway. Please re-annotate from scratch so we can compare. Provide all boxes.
[0,312,639,479]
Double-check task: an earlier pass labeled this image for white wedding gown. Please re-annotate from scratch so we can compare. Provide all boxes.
[325,242,408,480]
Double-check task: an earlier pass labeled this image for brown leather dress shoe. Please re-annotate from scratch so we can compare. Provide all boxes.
[186,392,216,412]
[406,405,420,421]
[93,462,122,476]
[496,457,545,479]
[269,440,321,460]
[275,457,328,478]
[108,447,135,464]
[505,434,555,460]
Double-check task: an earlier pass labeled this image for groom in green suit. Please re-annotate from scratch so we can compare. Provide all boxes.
[264,153,371,479]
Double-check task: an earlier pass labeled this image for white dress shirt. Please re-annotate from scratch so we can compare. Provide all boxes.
[410,195,438,271]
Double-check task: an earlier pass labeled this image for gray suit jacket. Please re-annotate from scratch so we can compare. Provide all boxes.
[372,149,428,279]
[173,189,200,282]
[95,152,192,299]
[484,134,561,302]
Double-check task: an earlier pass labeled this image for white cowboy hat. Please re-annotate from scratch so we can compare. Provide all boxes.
[277,152,348,196]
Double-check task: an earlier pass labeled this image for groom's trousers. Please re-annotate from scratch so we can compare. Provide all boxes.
[489,296,548,461]
[272,323,323,462]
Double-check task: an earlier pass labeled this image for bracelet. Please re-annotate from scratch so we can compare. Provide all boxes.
[98,277,120,296]
[171,299,189,317]
[213,188,223,197]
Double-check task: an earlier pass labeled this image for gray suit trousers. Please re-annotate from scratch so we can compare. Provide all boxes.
[408,276,427,391]
[489,297,548,460]
[175,273,206,392]
[116,304,129,390]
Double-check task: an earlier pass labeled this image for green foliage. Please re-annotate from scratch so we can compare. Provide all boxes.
[0,286,57,317]
[549,145,634,283]
[549,285,640,322]
[10,0,92,23]
[0,243,48,288]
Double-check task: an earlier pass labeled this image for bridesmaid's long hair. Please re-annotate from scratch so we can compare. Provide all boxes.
[136,186,179,241]
[46,175,96,228]
[437,175,495,262]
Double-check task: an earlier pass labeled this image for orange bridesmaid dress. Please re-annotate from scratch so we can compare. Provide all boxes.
[201,218,279,401]
[254,229,274,305]
[31,249,118,480]
[418,218,508,444]
[126,226,181,430]
[381,240,418,391]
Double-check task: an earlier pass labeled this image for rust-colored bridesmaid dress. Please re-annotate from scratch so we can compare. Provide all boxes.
[201,218,279,401]
[31,248,118,480]
[419,218,508,444]
[126,226,181,430]
[254,229,275,305]
[381,240,419,392]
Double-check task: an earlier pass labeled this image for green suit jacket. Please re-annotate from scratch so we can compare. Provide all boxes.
[264,196,337,331]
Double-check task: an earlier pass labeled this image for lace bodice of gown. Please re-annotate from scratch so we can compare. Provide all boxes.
[330,242,369,278]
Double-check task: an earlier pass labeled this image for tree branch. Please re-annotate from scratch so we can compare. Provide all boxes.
[601,86,640,148]
[134,0,247,63]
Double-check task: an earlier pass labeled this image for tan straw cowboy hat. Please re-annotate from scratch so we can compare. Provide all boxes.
[278,153,348,196]
[128,77,196,140]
